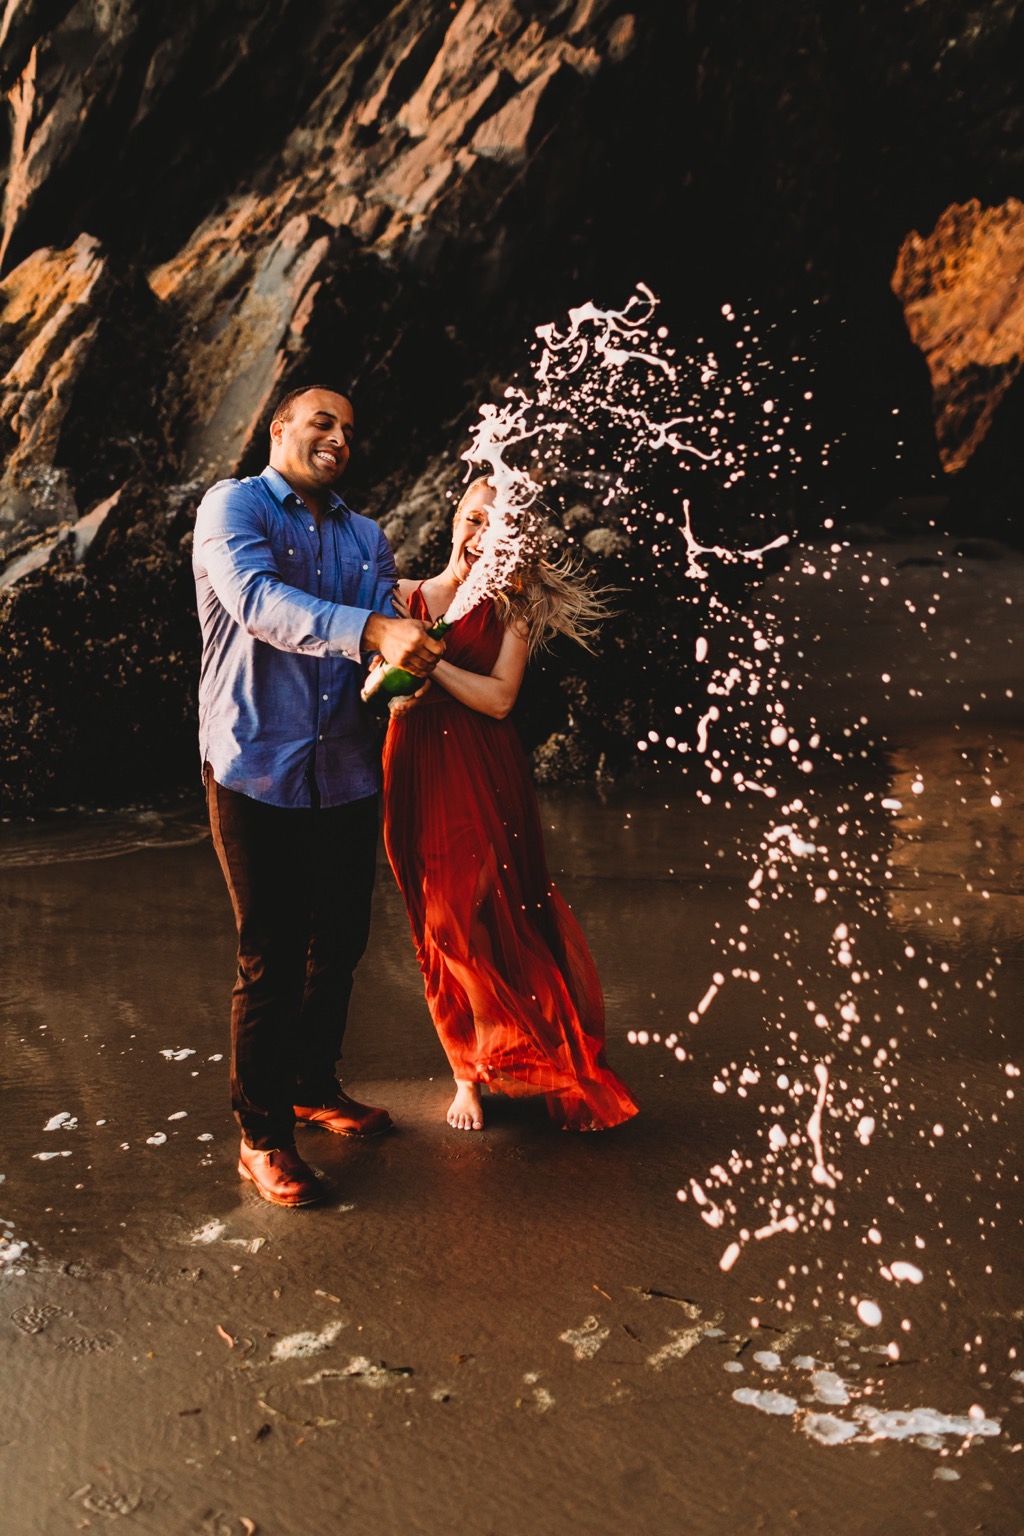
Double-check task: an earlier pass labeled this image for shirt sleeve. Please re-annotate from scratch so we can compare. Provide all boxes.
[364,524,402,644]
[194,483,369,662]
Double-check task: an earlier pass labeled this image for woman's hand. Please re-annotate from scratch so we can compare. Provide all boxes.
[388,679,432,716]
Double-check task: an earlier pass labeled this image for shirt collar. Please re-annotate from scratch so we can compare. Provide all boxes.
[260,465,348,519]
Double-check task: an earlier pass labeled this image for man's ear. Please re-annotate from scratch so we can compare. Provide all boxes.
[269,418,283,446]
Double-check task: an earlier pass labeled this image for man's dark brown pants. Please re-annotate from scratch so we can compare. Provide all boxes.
[205,769,379,1150]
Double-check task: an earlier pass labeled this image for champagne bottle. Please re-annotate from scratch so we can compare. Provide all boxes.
[360,615,451,703]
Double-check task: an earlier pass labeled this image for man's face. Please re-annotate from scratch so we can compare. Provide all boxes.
[269,390,354,499]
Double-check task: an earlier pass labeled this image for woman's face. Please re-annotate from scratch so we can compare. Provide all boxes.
[450,482,494,582]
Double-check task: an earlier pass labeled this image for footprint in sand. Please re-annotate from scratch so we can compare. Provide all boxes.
[10,1303,65,1335]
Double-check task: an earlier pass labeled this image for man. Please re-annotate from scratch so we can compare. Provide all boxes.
[193,384,443,1207]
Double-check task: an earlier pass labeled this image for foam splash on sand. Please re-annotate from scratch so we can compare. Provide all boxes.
[43,1111,77,1131]
[737,1390,1000,1449]
[559,1316,610,1361]
[0,1222,29,1271]
[729,1347,1001,1449]
[271,1320,347,1361]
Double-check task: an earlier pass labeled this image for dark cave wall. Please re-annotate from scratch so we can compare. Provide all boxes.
[1,0,1021,813]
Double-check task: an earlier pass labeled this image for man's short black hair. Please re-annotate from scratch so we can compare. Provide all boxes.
[271,384,352,426]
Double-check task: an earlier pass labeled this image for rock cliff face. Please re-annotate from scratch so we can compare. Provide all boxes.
[893,200,1024,476]
[892,196,1024,538]
[1,0,1021,813]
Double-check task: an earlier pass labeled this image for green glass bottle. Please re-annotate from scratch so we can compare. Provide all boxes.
[360,615,451,704]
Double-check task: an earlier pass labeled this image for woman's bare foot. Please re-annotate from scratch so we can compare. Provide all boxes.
[447,1081,484,1131]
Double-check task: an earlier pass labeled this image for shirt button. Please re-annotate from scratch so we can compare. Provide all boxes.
[316,567,321,575]
[362,562,369,570]
[318,734,324,742]
[309,524,315,532]
[287,547,294,555]
[322,693,329,701]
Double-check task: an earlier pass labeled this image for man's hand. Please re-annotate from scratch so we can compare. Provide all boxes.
[362,613,444,676]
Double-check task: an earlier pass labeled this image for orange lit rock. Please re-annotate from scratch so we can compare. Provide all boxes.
[0,236,109,542]
[471,60,582,165]
[892,198,1024,474]
[1,231,169,555]
[155,211,336,483]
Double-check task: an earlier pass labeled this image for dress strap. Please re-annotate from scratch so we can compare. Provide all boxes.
[406,580,426,618]
[411,580,439,623]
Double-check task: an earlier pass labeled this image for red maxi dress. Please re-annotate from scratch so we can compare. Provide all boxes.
[381,587,638,1131]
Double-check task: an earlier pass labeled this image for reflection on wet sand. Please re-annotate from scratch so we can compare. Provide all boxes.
[0,794,208,869]
[885,727,1024,952]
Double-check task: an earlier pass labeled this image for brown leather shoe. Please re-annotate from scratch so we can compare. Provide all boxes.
[238,1140,323,1207]
[293,1090,394,1138]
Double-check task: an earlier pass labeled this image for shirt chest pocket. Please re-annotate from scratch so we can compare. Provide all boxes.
[333,550,378,601]
[269,529,311,576]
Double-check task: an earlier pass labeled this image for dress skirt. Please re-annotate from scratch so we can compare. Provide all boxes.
[381,592,638,1131]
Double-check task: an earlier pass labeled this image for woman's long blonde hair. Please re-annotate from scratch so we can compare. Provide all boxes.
[495,552,616,657]
[455,479,616,657]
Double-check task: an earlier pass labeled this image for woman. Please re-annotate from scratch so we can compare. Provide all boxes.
[381,476,638,1133]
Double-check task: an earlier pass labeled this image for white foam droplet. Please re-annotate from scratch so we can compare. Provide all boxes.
[43,1112,77,1132]
[889,1261,924,1285]
[720,1241,741,1272]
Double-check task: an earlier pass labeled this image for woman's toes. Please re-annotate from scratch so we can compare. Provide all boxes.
[447,1085,484,1131]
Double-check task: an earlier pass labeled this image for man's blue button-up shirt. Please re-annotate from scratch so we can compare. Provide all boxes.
[193,465,397,809]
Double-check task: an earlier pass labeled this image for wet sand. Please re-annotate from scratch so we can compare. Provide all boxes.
[1,531,1021,1535]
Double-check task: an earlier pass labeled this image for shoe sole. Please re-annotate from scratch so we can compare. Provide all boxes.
[237,1161,323,1207]
[294,1117,394,1138]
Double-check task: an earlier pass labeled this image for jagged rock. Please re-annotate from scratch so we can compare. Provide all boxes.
[471,59,584,165]
[0,235,107,547]
[0,3,379,271]
[379,454,463,572]
[154,212,339,484]
[0,231,173,564]
[583,526,629,558]
[0,488,116,592]
[531,726,600,785]
[892,197,1024,473]
[0,477,200,812]
[0,2,141,268]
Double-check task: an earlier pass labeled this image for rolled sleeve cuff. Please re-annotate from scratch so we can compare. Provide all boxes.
[329,605,374,663]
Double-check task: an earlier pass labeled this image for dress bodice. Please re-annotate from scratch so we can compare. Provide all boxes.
[408,584,504,687]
